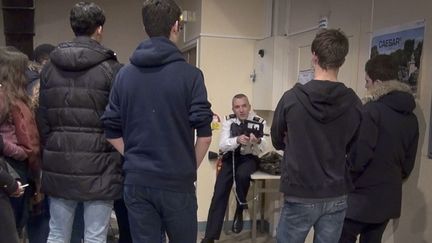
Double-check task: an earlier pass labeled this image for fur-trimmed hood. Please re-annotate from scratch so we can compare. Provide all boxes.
[363,80,412,103]
[363,80,415,113]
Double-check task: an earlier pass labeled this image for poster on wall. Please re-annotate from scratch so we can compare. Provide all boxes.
[371,20,425,95]
[297,69,314,85]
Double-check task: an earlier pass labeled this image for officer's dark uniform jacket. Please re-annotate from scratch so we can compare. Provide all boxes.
[37,36,123,201]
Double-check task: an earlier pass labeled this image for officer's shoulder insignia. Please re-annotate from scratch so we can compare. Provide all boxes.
[252,116,264,123]
[226,114,236,120]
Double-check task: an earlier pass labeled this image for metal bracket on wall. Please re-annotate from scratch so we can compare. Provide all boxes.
[250,69,256,82]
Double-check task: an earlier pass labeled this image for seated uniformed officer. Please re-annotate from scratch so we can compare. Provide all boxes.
[201,94,266,243]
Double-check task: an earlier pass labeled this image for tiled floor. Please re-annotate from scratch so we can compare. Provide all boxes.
[108,229,275,243]
[108,225,276,242]
[197,230,276,243]
[108,214,276,243]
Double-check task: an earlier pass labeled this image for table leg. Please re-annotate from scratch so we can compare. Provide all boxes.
[251,180,257,243]
[223,196,230,234]
[260,180,265,233]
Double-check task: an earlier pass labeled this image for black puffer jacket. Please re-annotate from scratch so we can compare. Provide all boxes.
[346,80,419,223]
[38,36,123,201]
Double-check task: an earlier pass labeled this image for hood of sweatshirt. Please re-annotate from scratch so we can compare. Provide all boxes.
[293,80,359,123]
[50,36,116,72]
[364,80,415,114]
[130,37,184,67]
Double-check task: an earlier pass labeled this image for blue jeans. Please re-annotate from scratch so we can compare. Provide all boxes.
[124,185,197,243]
[47,197,113,243]
[277,196,347,243]
[28,197,84,243]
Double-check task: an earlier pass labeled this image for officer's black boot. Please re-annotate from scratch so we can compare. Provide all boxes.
[232,207,244,234]
[201,238,215,243]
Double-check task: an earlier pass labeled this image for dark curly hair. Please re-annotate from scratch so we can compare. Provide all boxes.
[141,0,181,38]
[70,2,105,36]
[365,54,398,82]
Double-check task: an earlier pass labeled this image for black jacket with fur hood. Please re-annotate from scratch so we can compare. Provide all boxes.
[346,80,419,223]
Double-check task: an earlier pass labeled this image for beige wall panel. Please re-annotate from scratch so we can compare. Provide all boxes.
[338,35,359,89]
[298,44,312,71]
[177,0,201,44]
[201,0,270,38]
[287,0,362,90]
[34,0,145,64]
[197,36,256,221]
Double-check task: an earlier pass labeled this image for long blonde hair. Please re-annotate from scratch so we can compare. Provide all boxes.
[0,47,30,108]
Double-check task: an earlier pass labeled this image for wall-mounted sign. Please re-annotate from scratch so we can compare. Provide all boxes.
[371,20,425,96]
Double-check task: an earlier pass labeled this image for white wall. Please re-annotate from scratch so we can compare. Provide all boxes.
[34,0,145,64]
[177,0,201,45]
[201,0,270,39]
[198,36,257,221]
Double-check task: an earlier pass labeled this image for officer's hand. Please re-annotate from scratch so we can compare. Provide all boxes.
[249,133,260,144]
[236,135,250,145]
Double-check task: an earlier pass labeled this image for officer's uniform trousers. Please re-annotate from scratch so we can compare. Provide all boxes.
[204,151,259,239]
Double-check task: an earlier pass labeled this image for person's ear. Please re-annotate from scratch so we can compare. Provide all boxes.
[97,26,103,35]
[311,52,318,66]
[171,20,179,34]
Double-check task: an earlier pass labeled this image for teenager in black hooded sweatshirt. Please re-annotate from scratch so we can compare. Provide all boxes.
[271,29,362,243]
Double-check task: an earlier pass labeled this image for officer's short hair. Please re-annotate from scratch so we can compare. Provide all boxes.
[232,94,249,105]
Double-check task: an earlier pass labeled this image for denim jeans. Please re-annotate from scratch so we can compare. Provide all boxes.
[47,197,113,243]
[277,196,347,243]
[27,197,84,243]
[124,185,197,243]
